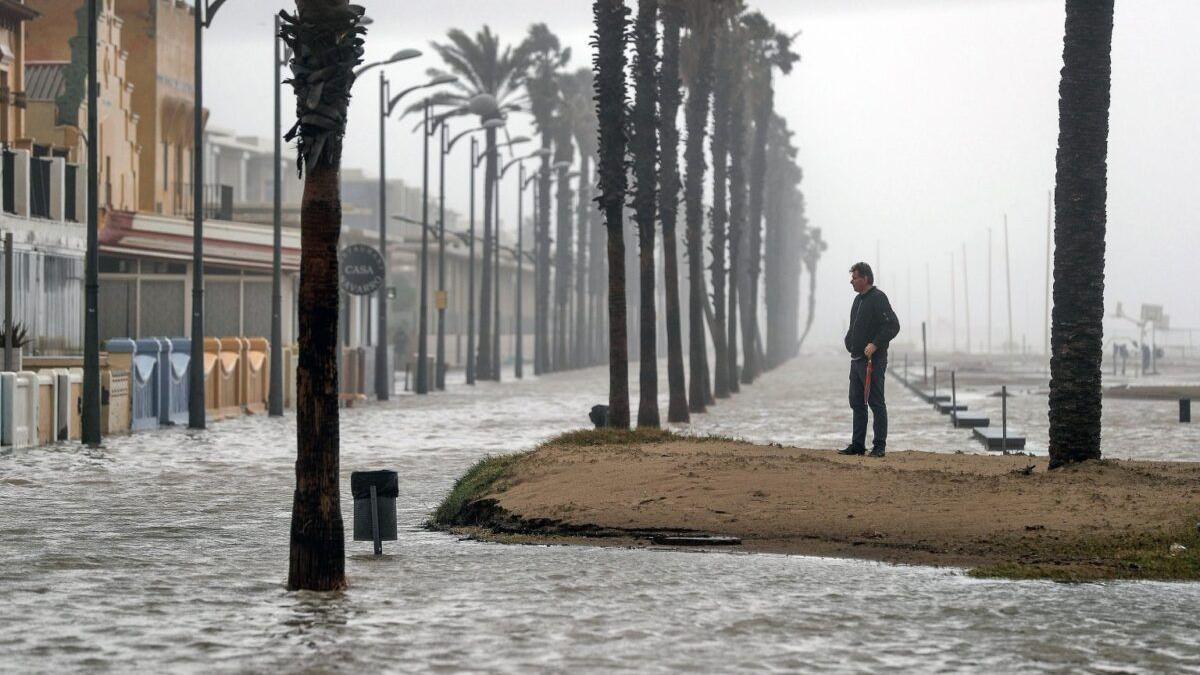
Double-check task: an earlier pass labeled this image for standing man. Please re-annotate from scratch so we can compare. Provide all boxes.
[840,262,900,457]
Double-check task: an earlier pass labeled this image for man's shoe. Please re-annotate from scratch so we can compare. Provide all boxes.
[838,445,867,456]
[868,447,886,458]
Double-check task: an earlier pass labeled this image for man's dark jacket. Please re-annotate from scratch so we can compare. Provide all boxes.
[844,287,900,359]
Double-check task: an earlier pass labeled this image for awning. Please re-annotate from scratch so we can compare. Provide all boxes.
[99,211,300,272]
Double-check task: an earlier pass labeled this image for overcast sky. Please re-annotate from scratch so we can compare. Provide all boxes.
[203,1,1199,351]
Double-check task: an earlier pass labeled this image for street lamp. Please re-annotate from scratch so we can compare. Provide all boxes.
[500,148,548,379]
[82,0,101,444]
[372,70,447,402]
[188,0,240,430]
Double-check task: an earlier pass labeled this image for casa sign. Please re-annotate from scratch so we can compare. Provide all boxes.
[339,244,385,295]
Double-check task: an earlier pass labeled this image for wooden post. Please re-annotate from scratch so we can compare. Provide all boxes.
[922,321,928,384]
[962,242,971,354]
[1004,214,1014,369]
[1001,385,1009,454]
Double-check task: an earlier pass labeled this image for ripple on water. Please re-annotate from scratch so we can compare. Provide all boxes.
[0,355,1198,672]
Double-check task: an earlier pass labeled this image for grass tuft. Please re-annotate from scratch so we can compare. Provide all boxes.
[548,427,680,447]
[431,453,528,528]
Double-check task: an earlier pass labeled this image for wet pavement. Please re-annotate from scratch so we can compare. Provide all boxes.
[1,353,1197,672]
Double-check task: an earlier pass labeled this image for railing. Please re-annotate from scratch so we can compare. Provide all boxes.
[174,183,235,221]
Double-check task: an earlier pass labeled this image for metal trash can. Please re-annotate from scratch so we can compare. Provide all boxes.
[351,470,398,555]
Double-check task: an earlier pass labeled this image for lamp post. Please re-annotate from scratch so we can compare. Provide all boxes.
[371,69,445,401]
[500,148,549,379]
[82,0,100,445]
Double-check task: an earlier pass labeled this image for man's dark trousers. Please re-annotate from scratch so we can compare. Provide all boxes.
[849,354,887,451]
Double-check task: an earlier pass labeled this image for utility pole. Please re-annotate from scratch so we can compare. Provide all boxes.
[950,251,957,354]
[1043,190,1052,359]
[82,0,102,444]
[987,227,992,355]
[269,13,286,417]
[188,0,206,429]
[962,242,970,354]
[925,262,932,353]
[1005,213,1015,369]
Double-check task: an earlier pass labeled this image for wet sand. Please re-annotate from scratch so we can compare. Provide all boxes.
[440,431,1200,579]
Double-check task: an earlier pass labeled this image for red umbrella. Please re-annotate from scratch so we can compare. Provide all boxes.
[864,358,874,403]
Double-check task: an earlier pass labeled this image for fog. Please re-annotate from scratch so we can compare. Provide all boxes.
[203,0,1199,352]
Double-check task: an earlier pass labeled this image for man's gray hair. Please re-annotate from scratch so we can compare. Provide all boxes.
[849,262,874,284]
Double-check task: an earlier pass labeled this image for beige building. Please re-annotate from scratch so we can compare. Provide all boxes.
[0,0,37,146]
[25,0,140,213]
[114,0,197,218]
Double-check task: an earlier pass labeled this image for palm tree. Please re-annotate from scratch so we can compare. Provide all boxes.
[742,12,798,383]
[764,114,805,368]
[279,0,367,592]
[524,24,570,375]
[1048,0,1114,468]
[558,69,598,369]
[553,120,576,371]
[707,14,734,399]
[798,227,826,351]
[680,0,724,413]
[423,27,532,381]
[594,0,630,429]
[631,0,660,428]
[726,22,750,395]
[658,1,689,423]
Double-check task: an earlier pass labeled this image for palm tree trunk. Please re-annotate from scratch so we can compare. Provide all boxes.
[573,156,591,368]
[595,0,630,429]
[728,89,749,393]
[743,77,772,384]
[707,27,732,399]
[476,126,497,379]
[290,158,345,592]
[683,11,716,414]
[554,129,574,371]
[633,0,660,428]
[1048,0,1113,468]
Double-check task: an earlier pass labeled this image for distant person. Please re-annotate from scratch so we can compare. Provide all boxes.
[839,262,900,457]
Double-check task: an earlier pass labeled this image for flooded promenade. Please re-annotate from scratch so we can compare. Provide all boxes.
[1,354,1198,671]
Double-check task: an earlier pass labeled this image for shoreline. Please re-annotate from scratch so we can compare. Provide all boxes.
[431,429,1200,581]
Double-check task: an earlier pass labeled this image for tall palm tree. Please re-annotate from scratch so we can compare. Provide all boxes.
[764,114,805,368]
[726,23,750,395]
[279,0,366,592]
[423,27,532,381]
[558,68,598,370]
[594,0,630,429]
[742,12,798,383]
[1049,0,1113,468]
[631,0,660,428]
[798,227,826,351]
[553,119,576,371]
[680,0,723,413]
[707,14,734,399]
[524,24,570,375]
[659,1,689,422]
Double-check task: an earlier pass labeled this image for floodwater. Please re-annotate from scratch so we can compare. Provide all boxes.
[1,353,1198,672]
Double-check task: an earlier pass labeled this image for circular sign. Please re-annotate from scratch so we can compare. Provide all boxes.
[339,244,385,295]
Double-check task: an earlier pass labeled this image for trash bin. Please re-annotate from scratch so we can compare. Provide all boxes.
[163,337,190,426]
[131,339,163,431]
[351,470,398,555]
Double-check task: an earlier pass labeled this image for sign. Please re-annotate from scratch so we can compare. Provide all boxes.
[339,244,385,295]
[435,290,448,310]
[1140,304,1164,324]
